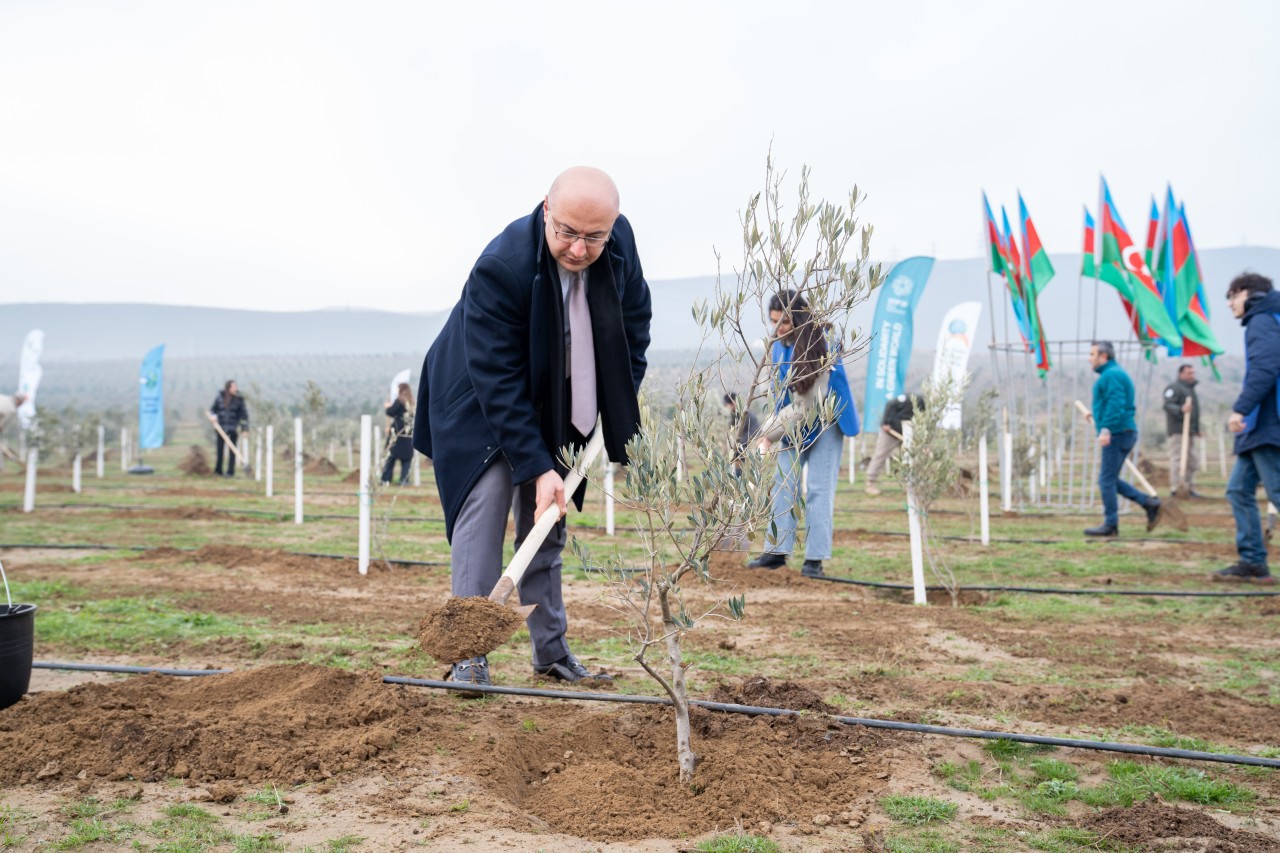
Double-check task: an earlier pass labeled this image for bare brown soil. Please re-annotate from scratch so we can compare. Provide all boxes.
[416,596,527,662]
[178,445,212,476]
[2,494,1279,850]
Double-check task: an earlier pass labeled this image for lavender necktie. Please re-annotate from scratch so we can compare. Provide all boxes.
[568,271,596,435]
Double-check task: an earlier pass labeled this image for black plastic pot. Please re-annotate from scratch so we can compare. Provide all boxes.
[0,604,37,709]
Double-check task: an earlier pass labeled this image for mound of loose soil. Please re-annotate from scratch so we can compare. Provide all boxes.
[0,665,419,786]
[417,596,526,662]
[0,662,901,841]
[710,676,838,714]
[178,445,212,476]
[303,456,340,476]
[1077,800,1279,852]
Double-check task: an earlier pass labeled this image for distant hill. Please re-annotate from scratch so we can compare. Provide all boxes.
[2,246,1276,363]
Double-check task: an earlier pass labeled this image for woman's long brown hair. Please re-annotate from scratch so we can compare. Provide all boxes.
[769,290,827,396]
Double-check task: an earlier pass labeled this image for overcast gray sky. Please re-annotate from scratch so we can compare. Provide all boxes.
[1,0,1276,313]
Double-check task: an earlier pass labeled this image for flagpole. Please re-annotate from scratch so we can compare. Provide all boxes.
[1069,274,1084,508]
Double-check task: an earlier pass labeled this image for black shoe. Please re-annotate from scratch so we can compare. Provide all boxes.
[534,653,612,683]
[447,655,491,694]
[1144,499,1162,532]
[1084,524,1118,537]
[1187,489,1207,499]
[747,552,787,570]
[801,560,825,578]
[1213,561,1274,584]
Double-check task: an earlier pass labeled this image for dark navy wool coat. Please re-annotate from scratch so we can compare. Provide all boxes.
[414,203,652,539]
[1234,289,1280,455]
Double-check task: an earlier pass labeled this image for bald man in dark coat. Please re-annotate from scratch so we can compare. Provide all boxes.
[415,167,651,687]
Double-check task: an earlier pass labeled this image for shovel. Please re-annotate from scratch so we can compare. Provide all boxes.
[1175,407,1192,499]
[207,416,247,466]
[490,425,606,614]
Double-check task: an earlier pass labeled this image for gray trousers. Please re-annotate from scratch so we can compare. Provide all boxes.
[865,429,902,484]
[449,457,569,667]
[1167,433,1199,490]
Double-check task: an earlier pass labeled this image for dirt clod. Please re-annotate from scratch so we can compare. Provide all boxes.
[178,446,212,476]
[416,596,526,662]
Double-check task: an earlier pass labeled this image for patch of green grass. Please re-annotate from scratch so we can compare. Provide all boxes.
[1029,758,1078,782]
[881,795,956,826]
[0,803,34,849]
[983,738,1043,761]
[884,829,958,853]
[692,832,781,853]
[229,832,285,851]
[36,596,268,653]
[322,835,365,852]
[143,803,232,851]
[1091,760,1256,809]
[49,816,126,849]
[1023,827,1137,852]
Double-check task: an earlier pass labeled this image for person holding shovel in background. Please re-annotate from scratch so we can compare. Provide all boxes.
[1163,364,1202,497]
[207,380,248,478]
[863,393,920,496]
[381,382,414,485]
[1083,341,1162,537]
[415,166,651,688]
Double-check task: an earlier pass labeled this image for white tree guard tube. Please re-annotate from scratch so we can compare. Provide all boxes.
[979,433,990,546]
[902,422,926,605]
[96,425,105,478]
[254,432,262,482]
[265,425,274,497]
[1001,418,1013,513]
[604,457,615,536]
[358,415,372,575]
[73,453,81,494]
[412,452,420,487]
[294,417,304,525]
[23,449,37,513]
[847,436,856,485]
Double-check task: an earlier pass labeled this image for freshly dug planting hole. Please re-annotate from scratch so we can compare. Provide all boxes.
[417,596,525,662]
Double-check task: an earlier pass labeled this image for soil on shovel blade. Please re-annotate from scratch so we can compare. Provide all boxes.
[416,596,526,662]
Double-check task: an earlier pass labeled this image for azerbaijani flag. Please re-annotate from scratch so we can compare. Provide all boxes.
[1144,197,1160,272]
[1000,205,1033,348]
[1098,177,1182,348]
[982,192,1007,276]
[1169,201,1223,358]
[1018,193,1052,372]
[1081,208,1097,278]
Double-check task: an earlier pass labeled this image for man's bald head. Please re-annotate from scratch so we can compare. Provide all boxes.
[543,166,621,272]
[547,166,619,213]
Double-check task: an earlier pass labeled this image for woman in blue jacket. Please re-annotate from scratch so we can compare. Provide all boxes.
[747,291,860,577]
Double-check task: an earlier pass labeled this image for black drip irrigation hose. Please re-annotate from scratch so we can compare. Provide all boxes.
[31,661,1280,769]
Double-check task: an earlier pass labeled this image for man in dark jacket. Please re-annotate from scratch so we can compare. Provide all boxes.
[1084,341,1162,537]
[414,166,652,685]
[1221,272,1280,583]
[1162,364,1202,496]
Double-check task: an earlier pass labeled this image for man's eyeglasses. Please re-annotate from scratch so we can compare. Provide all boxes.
[549,214,610,246]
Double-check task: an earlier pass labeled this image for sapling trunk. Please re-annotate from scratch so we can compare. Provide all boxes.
[636,580,697,785]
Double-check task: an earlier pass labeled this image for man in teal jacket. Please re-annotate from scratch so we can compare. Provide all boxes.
[1085,341,1162,537]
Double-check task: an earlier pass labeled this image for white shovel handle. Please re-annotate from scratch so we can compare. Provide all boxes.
[488,425,606,604]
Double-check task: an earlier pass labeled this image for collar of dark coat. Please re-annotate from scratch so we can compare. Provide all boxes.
[525,202,640,472]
